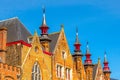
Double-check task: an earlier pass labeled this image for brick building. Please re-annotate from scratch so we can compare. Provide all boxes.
[0,8,111,80]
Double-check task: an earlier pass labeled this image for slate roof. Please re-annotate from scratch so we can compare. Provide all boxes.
[0,17,31,43]
[111,78,119,80]
[93,64,98,80]
[48,32,60,52]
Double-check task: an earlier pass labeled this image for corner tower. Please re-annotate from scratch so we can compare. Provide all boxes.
[39,7,51,52]
[72,28,86,80]
[84,42,94,80]
[103,52,111,80]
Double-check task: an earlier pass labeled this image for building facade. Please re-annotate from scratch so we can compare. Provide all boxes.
[0,8,111,80]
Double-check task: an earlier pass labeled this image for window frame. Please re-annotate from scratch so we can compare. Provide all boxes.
[32,62,41,80]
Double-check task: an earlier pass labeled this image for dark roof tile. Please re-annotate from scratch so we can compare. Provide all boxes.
[48,32,60,52]
[0,17,31,43]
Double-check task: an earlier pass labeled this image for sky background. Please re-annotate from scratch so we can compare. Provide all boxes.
[0,0,120,79]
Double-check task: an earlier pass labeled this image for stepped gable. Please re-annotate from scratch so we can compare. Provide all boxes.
[48,32,60,52]
[0,17,31,43]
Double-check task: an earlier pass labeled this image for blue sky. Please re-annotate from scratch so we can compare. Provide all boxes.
[0,0,120,79]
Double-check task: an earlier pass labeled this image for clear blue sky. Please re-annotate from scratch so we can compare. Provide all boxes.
[0,0,120,79]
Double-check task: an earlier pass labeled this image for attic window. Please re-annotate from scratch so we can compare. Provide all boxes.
[35,46,38,52]
[62,51,66,59]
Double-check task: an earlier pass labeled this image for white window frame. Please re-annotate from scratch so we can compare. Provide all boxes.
[66,68,72,80]
[32,62,41,80]
[56,64,64,79]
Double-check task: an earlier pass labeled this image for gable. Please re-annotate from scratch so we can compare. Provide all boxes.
[53,28,73,65]
[94,63,104,80]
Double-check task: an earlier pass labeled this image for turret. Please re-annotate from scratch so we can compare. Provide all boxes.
[103,52,111,80]
[72,28,85,80]
[0,27,7,63]
[39,6,51,52]
[84,42,94,80]
[84,42,92,65]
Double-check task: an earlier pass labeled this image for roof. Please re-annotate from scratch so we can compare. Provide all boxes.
[6,40,32,47]
[48,32,60,52]
[93,64,98,80]
[110,78,119,80]
[0,17,31,43]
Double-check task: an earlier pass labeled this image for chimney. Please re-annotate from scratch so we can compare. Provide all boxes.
[0,27,7,63]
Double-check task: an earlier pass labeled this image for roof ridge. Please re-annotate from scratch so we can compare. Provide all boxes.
[0,17,18,23]
[49,32,60,35]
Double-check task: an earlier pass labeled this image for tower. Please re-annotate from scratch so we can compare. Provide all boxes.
[72,28,85,80]
[103,52,111,80]
[39,6,51,52]
[0,27,7,63]
[84,42,94,80]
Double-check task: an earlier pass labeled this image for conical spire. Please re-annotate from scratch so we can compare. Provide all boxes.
[103,51,111,73]
[84,41,92,65]
[42,6,46,26]
[75,27,80,44]
[39,6,51,41]
[72,27,83,56]
[74,27,81,52]
[104,51,107,62]
[86,41,90,54]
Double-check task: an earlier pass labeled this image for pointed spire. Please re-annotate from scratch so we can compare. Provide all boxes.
[39,6,51,42]
[98,57,101,64]
[75,27,80,44]
[74,27,81,52]
[86,41,90,54]
[84,41,93,65]
[34,30,38,36]
[40,6,49,35]
[104,51,107,62]
[42,6,46,26]
[103,51,111,73]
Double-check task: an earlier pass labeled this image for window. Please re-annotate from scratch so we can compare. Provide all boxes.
[35,46,38,52]
[32,62,41,80]
[27,37,33,43]
[66,68,71,80]
[62,51,66,59]
[57,65,63,78]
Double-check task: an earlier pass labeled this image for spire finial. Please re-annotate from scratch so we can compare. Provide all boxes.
[34,30,38,36]
[42,5,46,25]
[75,27,80,44]
[42,5,45,13]
[86,41,90,53]
[76,27,78,36]
[60,24,64,31]
[104,51,107,62]
[98,57,101,64]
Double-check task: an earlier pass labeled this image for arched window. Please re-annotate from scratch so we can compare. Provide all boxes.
[32,62,41,80]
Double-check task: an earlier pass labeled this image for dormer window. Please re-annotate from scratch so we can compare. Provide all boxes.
[27,37,33,43]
